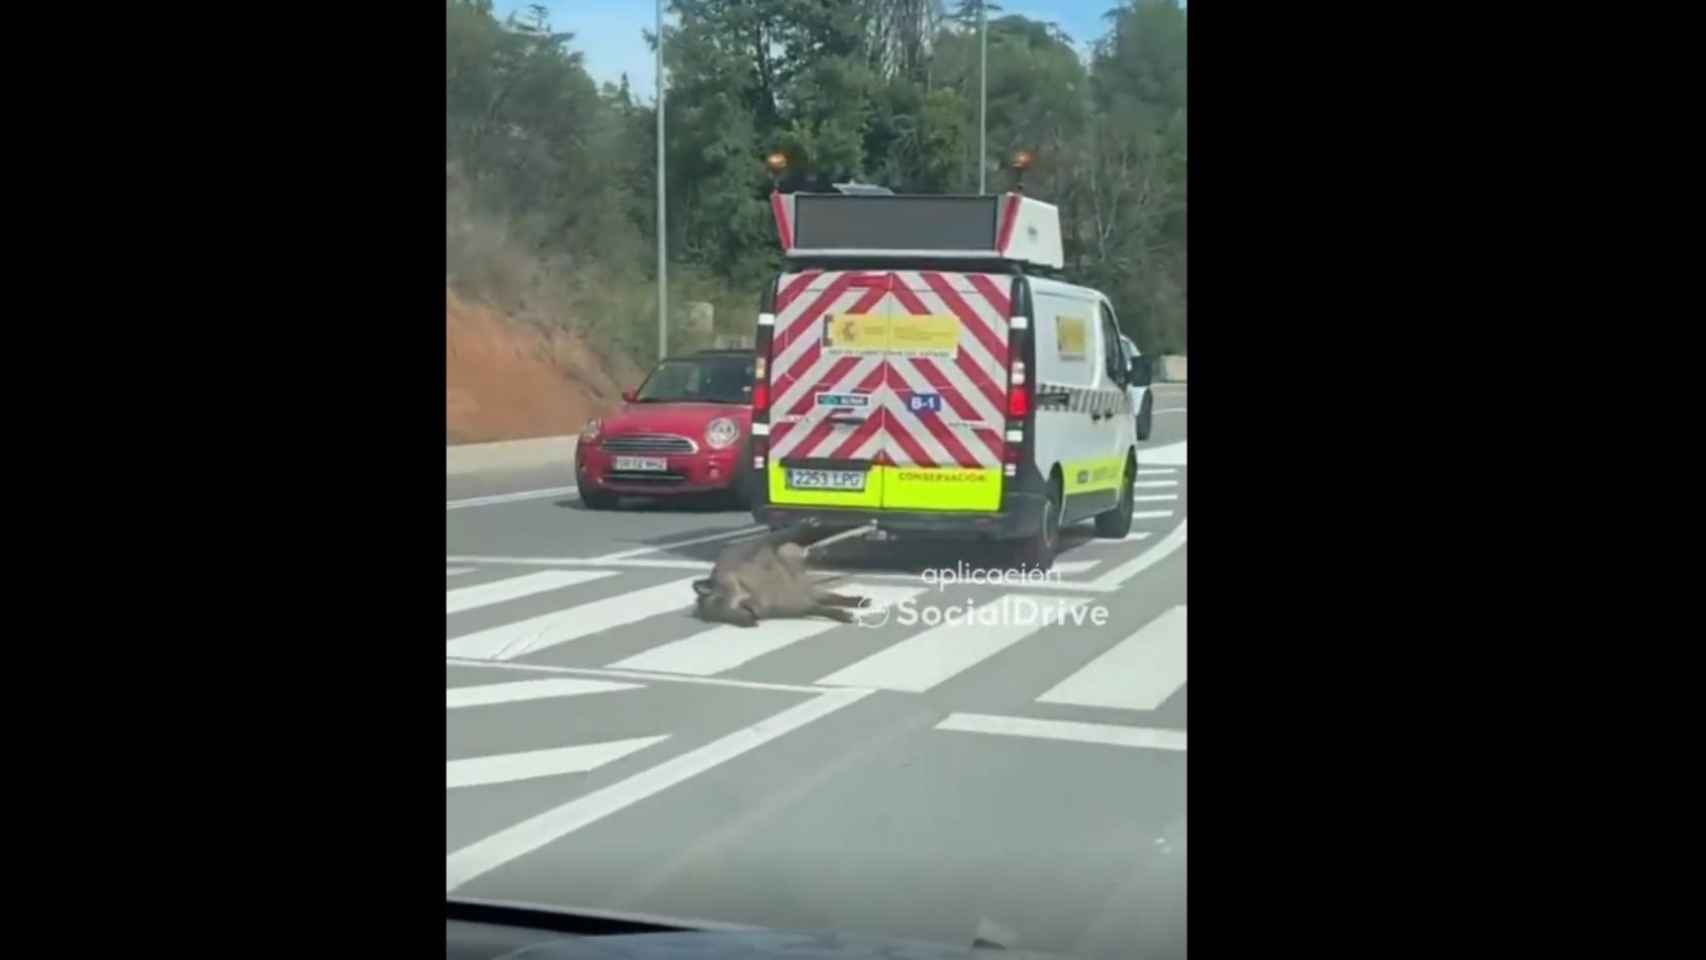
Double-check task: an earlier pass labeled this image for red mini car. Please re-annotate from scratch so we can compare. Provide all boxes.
[574,349,757,510]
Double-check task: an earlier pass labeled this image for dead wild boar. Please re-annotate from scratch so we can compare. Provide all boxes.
[691,525,869,627]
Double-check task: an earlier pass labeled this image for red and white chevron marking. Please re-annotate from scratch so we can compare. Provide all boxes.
[767,270,1012,470]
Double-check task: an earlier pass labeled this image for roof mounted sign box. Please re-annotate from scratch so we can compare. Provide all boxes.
[768,192,1064,270]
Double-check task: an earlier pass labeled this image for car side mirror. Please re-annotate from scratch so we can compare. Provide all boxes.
[1130,356,1153,388]
[621,389,636,403]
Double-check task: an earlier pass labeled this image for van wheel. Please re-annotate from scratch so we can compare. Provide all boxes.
[1015,473,1062,571]
[1095,459,1135,538]
[580,488,618,510]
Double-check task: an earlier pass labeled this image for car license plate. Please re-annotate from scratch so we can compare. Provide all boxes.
[786,468,866,491]
[614,456,668,471]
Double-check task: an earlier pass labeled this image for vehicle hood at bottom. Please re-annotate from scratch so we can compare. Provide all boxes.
[495,930,1074,960]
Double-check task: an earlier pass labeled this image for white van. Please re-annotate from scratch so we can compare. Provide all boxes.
[746,189,1148,569]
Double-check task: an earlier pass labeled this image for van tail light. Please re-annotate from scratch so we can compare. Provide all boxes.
[1003,437,1021,478]
[752,378,770,414]
[1006,360,1030,418]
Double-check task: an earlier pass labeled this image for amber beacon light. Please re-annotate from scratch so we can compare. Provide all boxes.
[1010,149,1033,192]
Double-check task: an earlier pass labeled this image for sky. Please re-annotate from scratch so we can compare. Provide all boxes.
[497,1,1125,104]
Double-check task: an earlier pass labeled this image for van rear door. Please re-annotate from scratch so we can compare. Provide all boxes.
[765,270,888,509]
[878,270,1011,512]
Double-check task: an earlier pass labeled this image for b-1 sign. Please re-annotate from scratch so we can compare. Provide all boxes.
[908,393,943,414]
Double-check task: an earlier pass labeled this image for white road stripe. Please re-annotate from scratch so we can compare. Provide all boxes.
[588,526,764,563]
[817,596,1092,692]
[936,713,1187,752]
[447,556,714,572]
[1086,519,1187,590]
[1132,510,1174,520]
[1049,559,1102,575]
[444,657,830,695]
[1067,531,1154,549]
[1137,468,1177,476]
[446,677,640,709]
[1133,480,1178,488]
[446,570,616,616]
[447,567,474,577]
[447,736,668,789]
[447,486,580,510]
[609,584,926,676]
[446,689,871,891]
[445,576,704,661]
[1133,494,1179,502]
[1140,440,1187,466]
[1037,606,1187,711]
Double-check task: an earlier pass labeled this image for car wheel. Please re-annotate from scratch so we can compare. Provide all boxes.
[1015,472,1062,571]
[1137,394,1153,441]
[729,439,756,509]
[1094,458,1136,539]
[580,488,618,510]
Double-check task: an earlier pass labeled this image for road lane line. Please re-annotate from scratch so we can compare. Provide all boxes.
[1140,440,1187,466]
[1038,606,1187,711]
[1137,468,1177,476]
[1133,495,1178,503]
[447,567,474,577]
[445,577,705,661]
[444,657,829,694]
[609,584,926,676]
[1133,480,1178,488]
[1065,531,1153,549]
[446,570,617,616]
[1049,559,1102,575]
[817,596,1093,692]
[1132,510,1174,520]
[588,526,765,562]
[446,677,641,709]
[447,556,715,572]
[1086,519,1186,590]
[447,736,668,789]
[445,689,871,891]
[813,571,1114,593]
[447,486,580,510]
[936,713,1187,751]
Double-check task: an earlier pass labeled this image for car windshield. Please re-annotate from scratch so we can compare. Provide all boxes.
[632,357,753,404]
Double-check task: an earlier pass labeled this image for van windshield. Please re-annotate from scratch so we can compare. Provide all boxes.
[633,357,753,405]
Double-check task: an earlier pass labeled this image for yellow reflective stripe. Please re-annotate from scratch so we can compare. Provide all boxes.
[768,464,1008,512]
[1061,457,1127,495]
[879,466,1002,511]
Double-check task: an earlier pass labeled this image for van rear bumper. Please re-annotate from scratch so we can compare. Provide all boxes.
[753,492,1045,541]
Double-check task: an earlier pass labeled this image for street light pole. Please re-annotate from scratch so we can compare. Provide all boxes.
[978,0,987,194]
[656,0,667,360]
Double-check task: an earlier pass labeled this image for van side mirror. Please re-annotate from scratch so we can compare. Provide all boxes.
[1130,356,1153,387]
[621,389,636,403]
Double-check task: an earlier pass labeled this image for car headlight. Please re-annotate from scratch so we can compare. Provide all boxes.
[705,417,740,450]
[582,418,601,441]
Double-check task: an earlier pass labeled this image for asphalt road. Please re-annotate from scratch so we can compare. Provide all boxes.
[446,384,1188,960]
